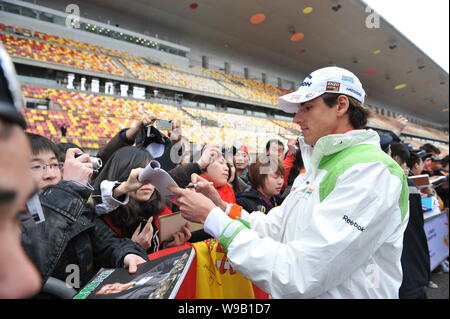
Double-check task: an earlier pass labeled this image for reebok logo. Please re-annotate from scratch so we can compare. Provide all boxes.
[342,215,365,232]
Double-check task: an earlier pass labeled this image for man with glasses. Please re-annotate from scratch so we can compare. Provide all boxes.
[27,133,92,194]
[23,133,149,297]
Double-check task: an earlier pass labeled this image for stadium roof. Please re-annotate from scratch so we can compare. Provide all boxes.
[82,0,448,128]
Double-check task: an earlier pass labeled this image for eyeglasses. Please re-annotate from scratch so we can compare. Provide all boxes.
[30,163,63,172]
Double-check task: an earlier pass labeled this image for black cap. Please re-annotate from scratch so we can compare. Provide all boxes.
[378,133,393,152]
[0,44,26,129]
[135,124,171,149]
[405,143,427,158]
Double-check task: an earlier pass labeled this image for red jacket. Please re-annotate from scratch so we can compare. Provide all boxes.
[283,152,306,189]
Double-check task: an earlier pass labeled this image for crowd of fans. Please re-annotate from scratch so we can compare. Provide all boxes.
[0,29,448,300]
[373,115,449,297]
[7,106,448,299]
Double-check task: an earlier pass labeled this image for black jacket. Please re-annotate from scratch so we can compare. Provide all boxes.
[399,179,431,299]
[236,189,280,214]
[96,129,185,173]
[21,180,148,292]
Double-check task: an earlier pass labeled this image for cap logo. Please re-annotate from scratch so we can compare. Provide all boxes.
[342,76,354,83]
[300,74,313,87]
[300,81,312,87]
[305,93,315,99]
[346,87,362,97]
[326,81,340,91]
[290,94,302,101]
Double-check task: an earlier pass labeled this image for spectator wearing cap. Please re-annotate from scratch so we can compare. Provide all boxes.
[0,44,42,298]
[171,66,409,298]
[419,143,441,176]
[378,133,394,155]
[420,143,441,157]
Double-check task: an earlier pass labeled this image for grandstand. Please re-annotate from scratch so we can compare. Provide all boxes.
[0,32,126,76]
[0,0,447,156]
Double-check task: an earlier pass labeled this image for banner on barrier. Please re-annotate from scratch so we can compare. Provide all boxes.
[424,212,449,271]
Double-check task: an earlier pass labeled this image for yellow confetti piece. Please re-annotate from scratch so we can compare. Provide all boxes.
[394,84,407,90]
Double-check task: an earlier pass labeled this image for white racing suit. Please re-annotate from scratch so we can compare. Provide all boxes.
[204,129,409,298]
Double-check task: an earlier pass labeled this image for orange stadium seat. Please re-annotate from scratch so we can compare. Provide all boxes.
[20,84,448,153]
[120,59,239,98]
[1,23,293,107]
[0,33,125,75]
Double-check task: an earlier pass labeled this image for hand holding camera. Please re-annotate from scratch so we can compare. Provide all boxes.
[63,148,94,186]
[126,114,159,141]
[153,119,173,132]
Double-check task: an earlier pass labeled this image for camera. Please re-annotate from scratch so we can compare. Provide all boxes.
[153,119,172,131]
[75,153,103,171]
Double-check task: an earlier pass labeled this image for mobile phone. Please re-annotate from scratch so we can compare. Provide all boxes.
[139,218,148,232]
[154,119,172,131]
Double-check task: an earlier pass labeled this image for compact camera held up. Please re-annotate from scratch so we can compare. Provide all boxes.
[153,119,173,131]
[75,152,103,171]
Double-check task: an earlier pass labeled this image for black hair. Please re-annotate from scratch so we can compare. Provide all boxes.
[420,143,441,155]
[407,152,422,171]
[226,160,241,193]
[390,143,410,165]
[195,143,229,172]
[57,142,84,163]
[26,132,60,158]
[321,93,371,129]
[94,146,163,237]
[265,139,284,152]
